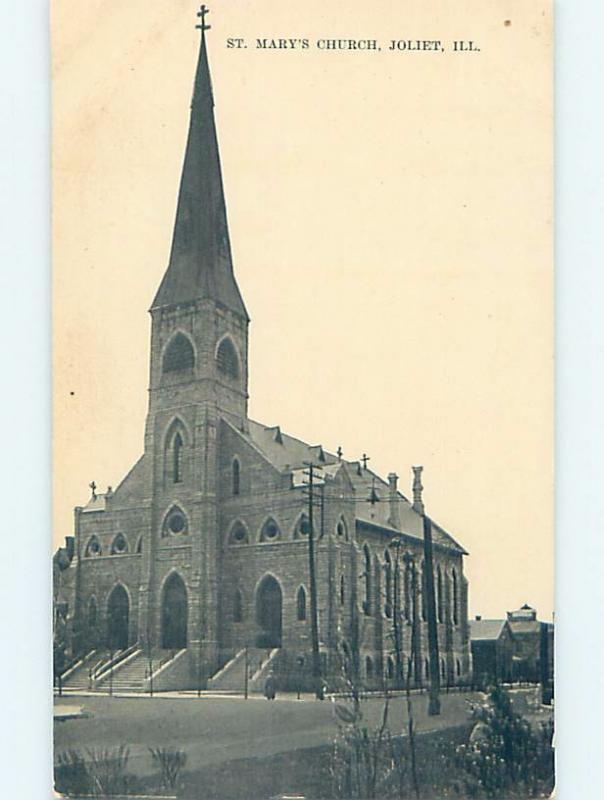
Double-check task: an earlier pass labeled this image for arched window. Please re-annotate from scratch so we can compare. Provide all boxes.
[407,657,414,679]
[294,514,310,539]
[387,656,395,680]
[111,534,128,555]
[340,574,345,606]
[336,517,348,540]
[452,568,459,626]
[365,656,374,678]
[437,566,444,623]
[88,597,98,631]
[162,506,188,537]
[229,521,249,545]
[163,332,194,373]
[173,432,183,483]
[420,563,427,621]
[404,561,411,621]
[297,586,307,621]
[233,589,243,623]
[440,659,446,680]
[136,536,143,554]
[384,550,393,618]
[260,518,281,542]
[85,536,102,558]
[216,337,239,379]
[456,658,462,677]
[425,658,430,680]
[363,545,371,616]
[232,459,240,495]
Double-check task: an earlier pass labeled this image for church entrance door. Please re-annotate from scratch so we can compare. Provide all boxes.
[256,575,282,648]
[161,572,188,649]
[107,585,129,651]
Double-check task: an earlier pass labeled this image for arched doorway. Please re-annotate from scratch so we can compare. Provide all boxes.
[256,575,282,647]
[107,585,129,650]
[161,573,188,649]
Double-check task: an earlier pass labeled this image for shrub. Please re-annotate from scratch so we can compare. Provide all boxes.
[55,744,134,798]
[149,746,187,791]
[455,685,554,798]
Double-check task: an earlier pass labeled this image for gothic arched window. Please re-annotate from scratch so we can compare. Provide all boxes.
[216,337,239,380]
[404,561,412,621]
[232,459,240,495]
[173,432,183,483]
[111,534,128,555]
[162,506,188,537]
[420,563,427,621]
[384,550,393,618]
[336,517,348,540]
[363,545,371,616]
[437,565,444,623]
[365,656,373,678]
[260,518,281,542]
[88,597,98,630]
[136,536,143,554]
[85,536,102,558]
[233,589,244,623]
[297,586,307,621]
[229,521,249,545]
[163,332,194,373]
[452,568,459,625]
[340,575,345,606]
[294,514,310,539]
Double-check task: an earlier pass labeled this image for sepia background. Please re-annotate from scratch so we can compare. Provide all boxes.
[52,0,553,620]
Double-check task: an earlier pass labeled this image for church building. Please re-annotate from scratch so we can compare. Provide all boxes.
[59,20,471,693]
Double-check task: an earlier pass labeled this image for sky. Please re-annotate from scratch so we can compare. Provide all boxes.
[52,0,553,620]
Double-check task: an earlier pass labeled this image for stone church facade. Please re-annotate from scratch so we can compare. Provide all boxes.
[62,26,471,691]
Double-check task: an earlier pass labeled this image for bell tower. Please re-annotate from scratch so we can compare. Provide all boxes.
[148,7,249,426]
[138,10,247,672]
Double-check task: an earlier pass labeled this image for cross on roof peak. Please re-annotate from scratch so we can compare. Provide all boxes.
[196,4,211,34]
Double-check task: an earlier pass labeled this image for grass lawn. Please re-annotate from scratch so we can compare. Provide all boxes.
[54,689,553,799]
[55,691,480,776]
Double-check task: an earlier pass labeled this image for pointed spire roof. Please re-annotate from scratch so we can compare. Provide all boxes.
[152,28,248,318]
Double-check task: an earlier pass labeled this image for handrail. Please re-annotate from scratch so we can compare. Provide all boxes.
[62,649,96,681]
[93,644,138,680]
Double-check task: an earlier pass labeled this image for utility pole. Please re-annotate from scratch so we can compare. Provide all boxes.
[410,558,422,688]
[244,645,249,700]
[303,462,323,699]
[390,539,405,690]
[423,513,441,716]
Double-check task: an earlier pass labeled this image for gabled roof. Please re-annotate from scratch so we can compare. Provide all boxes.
[223,415,467,555]
[470,619,509,641]
[152,32,247,318]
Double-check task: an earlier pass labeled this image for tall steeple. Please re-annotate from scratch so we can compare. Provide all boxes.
[152,17,247,319]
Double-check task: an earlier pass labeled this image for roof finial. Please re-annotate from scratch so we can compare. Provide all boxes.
[196,4,211,37]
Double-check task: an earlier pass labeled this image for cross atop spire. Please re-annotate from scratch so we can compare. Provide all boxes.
[196,5,211,36]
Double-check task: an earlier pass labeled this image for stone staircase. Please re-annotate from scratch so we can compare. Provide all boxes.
[96,648,187,692]
[61,650,99,691]
[96,648,147,692]
[208,647,279,692]
[249,647,282,693]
